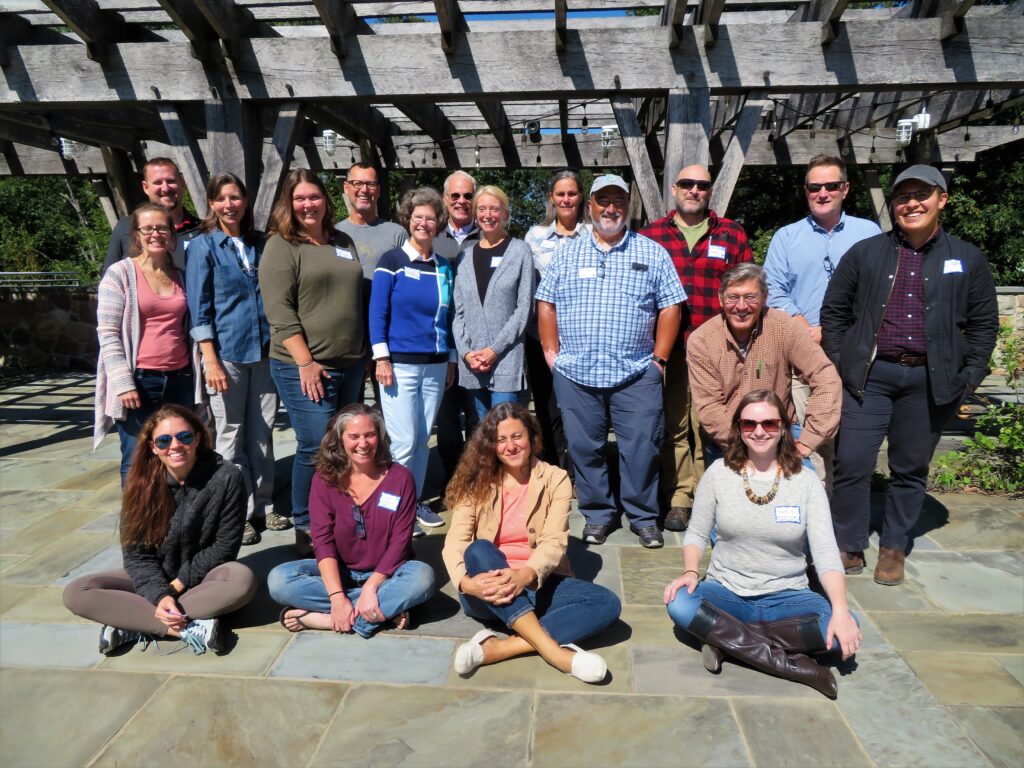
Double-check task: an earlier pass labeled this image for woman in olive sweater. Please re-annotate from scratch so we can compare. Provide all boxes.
[259,169,367,554]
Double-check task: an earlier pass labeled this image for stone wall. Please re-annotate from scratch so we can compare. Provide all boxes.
[994,286,1024,379]
[0,289,98,373]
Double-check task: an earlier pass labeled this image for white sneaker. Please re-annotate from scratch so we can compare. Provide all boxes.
[561,643,607,683]
[179,618,223,655]
[454,629,500,675]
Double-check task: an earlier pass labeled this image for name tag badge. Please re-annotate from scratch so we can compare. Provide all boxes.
[541,240,557,249]
[708,244,727,260]
[378,492,401,512]
[578,266,598,279]
[405,266,421,280]
[490,256,503,269]
[943,259,963,274]
[631,262,648,272]
[334,247,354,260]
[774,506,801,524]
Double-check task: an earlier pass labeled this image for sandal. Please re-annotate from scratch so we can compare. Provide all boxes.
[278,607,313,633]
[391,612,409,631]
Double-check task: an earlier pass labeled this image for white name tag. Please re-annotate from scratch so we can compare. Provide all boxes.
[405,266,421,280]
[334,247,354,260]
[541,240,557,249]
[490,256,503,269]
[775,506,801,524]
[379,492,401,512]
[578,266,598,279]
[708,244,727,260]
[943,259,963,274]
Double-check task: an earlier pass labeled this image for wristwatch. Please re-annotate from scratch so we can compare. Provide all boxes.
[652,355,669,367]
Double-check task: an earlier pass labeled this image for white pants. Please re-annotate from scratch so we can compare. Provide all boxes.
[208,358,278,520]
[379,362,447,498]
[791,372,835,496]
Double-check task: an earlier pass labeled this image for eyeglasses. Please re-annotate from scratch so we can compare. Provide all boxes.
[152,431,195,450]
[722,293,762,306]
[346,180,379,190]
[739,419,783,435]
[824,254,836,279]
[411,215,438,225]
[805,182,845,193]
[351,504,366,540]
[138,225,172,235]
[448,192,474,201]
[893,188,936,206]
[674,179,712,192]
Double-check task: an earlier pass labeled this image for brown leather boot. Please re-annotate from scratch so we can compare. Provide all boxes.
[874,546,906,586]
[664,507,691,532]
[701,614,826,673]
[688,604,837,699]
[841,551,866,575]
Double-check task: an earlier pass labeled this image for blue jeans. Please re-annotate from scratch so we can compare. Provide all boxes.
[267,558,436,638]
[459,540,621,645]
[378,362,447,498]
[666,578,859,652]
[116,367,195,484]
[468,389,528,421]
[270,357,366,530]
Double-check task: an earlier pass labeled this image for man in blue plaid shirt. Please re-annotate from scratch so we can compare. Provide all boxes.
[536,175,686,548]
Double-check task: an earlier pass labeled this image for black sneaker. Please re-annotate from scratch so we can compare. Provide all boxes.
[630,524,664,549]
[98,625,142,656]
[583,523,612,545]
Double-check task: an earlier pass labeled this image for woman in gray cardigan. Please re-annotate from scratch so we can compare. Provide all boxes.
[453,185,536,420]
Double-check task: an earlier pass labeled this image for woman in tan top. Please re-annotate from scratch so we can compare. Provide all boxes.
[443,403,620,683]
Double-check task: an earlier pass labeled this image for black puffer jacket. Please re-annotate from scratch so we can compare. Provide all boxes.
[122,453,245,605]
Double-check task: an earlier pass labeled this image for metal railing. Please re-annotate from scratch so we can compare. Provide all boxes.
[0,272,83,289]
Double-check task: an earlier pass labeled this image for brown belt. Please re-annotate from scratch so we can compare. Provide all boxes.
[877,353,927,367]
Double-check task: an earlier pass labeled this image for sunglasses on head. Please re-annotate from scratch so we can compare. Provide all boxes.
[805,182,845,193]
[674,179,712,192]
[739,419,783,435]
[152,431,196,450]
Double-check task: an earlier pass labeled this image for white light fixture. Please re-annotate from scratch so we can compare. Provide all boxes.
[322,129,338,156]
[58,137,78,160]
[896,110,932,147]
[601,125,618,160]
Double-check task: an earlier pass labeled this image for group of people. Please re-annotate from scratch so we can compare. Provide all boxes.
[64,152,998,698]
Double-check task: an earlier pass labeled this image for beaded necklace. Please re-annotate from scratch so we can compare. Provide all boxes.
[742,462,782,505]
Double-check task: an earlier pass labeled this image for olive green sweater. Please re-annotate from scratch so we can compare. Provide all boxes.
[259,234,366,369]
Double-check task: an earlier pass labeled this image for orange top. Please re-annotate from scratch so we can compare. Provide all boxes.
[495,479,531,570]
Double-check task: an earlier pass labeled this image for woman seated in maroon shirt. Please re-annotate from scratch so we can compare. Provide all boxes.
[268,403,435,636]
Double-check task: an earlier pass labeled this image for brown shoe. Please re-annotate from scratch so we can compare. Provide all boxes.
[874,546,906,586]
[295,529,313,558]
[841,551,866,575]
[664,507,691,532]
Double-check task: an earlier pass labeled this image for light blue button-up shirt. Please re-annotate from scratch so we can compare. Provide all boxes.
[764,212,880,326]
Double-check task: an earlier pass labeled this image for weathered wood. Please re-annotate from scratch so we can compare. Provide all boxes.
[5,20,1024,105]
[100,146,138,215]
[558,99,584,170]
[662,0,690,49]
[157,103,209,217]
[610,95,664,220]
[434,0,468,55]
[476,100,521,169]
[40,0,150,62]
[555,0,568,52]
[775,91,856,138]
[862,168,892,232]
[709,91,766,215]
[91,177,121,225]
[252,102,302,231]
[306,103,397,167]
[192,0,270,59]
[204,97,258,192]
[314,0,371,59]
[663,87,711,208]
[394,102,460,166]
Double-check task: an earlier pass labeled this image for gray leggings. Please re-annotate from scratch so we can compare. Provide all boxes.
[62,562,257,636]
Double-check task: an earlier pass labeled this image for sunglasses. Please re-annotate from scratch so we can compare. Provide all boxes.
[448,192,474,201]
[674,179,712,192]
[824,253,836,279]
[352,504,366,540]
[739,419,784,435]
[152,431,196,450]
[805,182,845,193]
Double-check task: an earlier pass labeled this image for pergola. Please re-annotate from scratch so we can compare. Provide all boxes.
[2,0,1023,231]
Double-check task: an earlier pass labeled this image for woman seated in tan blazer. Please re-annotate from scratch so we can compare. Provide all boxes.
[442,403,621,683]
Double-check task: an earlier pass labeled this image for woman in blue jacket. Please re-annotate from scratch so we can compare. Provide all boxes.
[186,172,284,546]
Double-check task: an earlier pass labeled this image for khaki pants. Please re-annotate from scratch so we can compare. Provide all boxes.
[792,373,835,496]
[660,350,704,509]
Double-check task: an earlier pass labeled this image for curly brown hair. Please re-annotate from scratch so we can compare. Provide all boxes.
[121,404,212,548]
[315,404,392,491]
[722,390,804,477]
[267,169,337,245]
[445,402,543,509]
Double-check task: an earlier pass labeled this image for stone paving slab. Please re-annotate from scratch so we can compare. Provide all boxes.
[949,706,1024,768]
[447,643,632,693]
[100,628,291,676]
[926,506,1024,551]
[846,575,942,613]
[0,582,35,614]
[996,654,1024,687]
[0,504,110,558]
[0,458,120,491]
[531,692,750,768]
[0,489,93,531]
[902,651,1024,707]
[1,585,89,623]
[92,676,347,768]
[905,551,1024,613]
[1,531,112,585]
[271,632,455,686]
[312,685,533,768]
[0,668,166,768]
[0,622,101,669]
[870,612,1024,653]
[54,543,123,586]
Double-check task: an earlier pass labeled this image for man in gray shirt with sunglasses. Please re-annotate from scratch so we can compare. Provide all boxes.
[764,155,880,494]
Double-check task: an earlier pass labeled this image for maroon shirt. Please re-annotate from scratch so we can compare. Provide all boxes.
[309,464,416,576]
[876,230,938,358]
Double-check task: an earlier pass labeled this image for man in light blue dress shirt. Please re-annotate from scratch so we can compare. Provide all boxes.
[764,154,881,493]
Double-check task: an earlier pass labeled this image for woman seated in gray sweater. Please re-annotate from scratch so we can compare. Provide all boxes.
[64,404,255,656]
[664,390,860,699]
[452,185,535,420]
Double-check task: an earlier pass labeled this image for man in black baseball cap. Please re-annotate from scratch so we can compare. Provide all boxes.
[820,165,998,586]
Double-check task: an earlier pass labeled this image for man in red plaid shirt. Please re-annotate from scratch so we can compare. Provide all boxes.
[639,165,753,532]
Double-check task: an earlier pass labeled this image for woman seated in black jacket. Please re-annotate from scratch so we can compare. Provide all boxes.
[63,404,256,655]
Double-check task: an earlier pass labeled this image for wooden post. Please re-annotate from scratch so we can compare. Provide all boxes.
[204,97,259,193]
[100,146,137,218]
[252,103,302,232]
[157,103,209,217]
[610,95,664,222]
[91,178,120,227]
[863,169,892,232]
[710,91,768,216]
[663,87,711,210]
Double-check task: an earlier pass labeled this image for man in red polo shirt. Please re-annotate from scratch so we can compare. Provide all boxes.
[640,165,753,532]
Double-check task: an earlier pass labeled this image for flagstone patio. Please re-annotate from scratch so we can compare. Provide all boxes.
[1,374,1021,768]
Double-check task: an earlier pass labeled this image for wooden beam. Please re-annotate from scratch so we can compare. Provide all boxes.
[694,0,727,47]
[253,102,302,231]
[555,0,568,52]
[305,102,397,167]
[476,100,521,169]
[395,102,461,166]
[662,0,689,50]
[314,0,371,60]
[40,0,148,63]
[791,0,851,45]
[862,168,892,232]
[100,146,138,215]
[204,97,259,192]
[559,99,584,169]
[610,95,663,220]
[663,87,711,208]
[91,177,121,226]
[193,0,270,59]
[433,0,468,55]
[156,0,220,61]
[775,92,856,139]
[5,21,1024,103]
[157,103,209,217]
[709,91,767,215]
